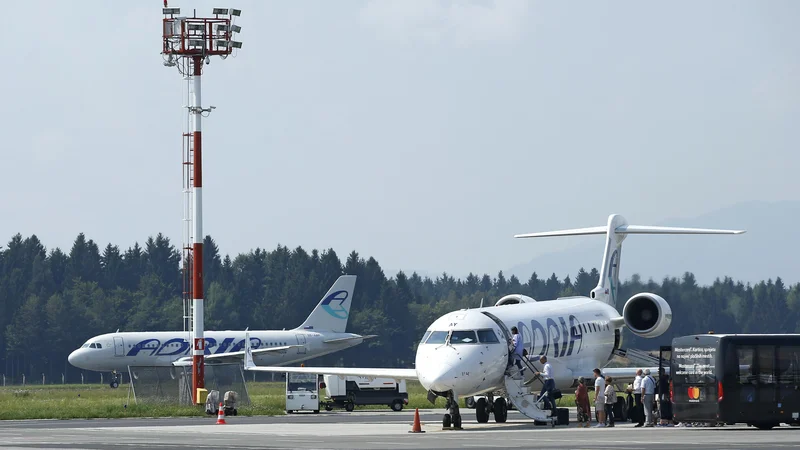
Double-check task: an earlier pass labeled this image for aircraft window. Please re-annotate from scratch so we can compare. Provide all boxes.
[96,343,102,349]
[477,329,499,343]
[450,331,478,344]
[421,331,432,343]
[81,344,89,349]
[424,331,448,344]
[89,343,96,348]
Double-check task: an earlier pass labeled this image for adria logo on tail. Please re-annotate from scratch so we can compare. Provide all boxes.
[321,290,349,319]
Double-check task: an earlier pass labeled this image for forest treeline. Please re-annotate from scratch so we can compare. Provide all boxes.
[1,232,799,383]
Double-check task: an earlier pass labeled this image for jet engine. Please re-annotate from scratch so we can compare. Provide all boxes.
[622,293,672,338]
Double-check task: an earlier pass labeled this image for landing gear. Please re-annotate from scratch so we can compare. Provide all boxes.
[109,371,121,389]
[475,398,490,423]
[493,397,507,423]
[442,392,462,430]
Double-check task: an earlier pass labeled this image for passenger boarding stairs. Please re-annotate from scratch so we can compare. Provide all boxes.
[503,358,558,425]
[480,311,558,425]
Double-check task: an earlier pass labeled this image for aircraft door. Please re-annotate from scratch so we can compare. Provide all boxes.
[113,337,125,357]
[295,334,307,354]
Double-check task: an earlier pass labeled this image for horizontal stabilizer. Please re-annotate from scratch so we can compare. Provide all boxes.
[515,225,744,239]
[323,335,377,344]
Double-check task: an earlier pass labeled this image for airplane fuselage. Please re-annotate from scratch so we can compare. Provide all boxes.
[68,329,364,373]
[413,296,619,398]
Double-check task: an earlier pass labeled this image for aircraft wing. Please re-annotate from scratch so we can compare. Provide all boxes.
[171,345,302,366]
[245,365,419,380]
[242,330,416,379]
[323,335,378,344]
[590,367,669,386]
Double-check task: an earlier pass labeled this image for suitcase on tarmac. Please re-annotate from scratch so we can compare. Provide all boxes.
[557,407,569,426]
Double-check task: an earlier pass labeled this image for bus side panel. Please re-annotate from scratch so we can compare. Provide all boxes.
[671,336,721,423]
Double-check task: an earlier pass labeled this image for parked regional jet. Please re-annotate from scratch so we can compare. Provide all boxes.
[243,214,744,427]
[68,275,374,388]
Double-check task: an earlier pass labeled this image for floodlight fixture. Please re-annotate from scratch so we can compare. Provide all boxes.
[188,24,204,32]
[230,40,242,49]
[231,9,241,16]
[212,8,229,15]
[188,39,205,47]
[163,7,180,15]
[231,25,241,33]
[216,24,229,32]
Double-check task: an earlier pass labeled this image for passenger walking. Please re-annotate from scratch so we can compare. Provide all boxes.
[657,368,673,426]
[593,368,606,427]
[604,376,616,427]
[641,368,656,427]
[535,356,555,413]
[507,327,525,377]
[632,368,644,427]
[575,376,591,427]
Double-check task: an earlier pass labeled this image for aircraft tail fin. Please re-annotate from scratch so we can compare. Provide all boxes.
[515,214,744,309]
[295,275,357,333]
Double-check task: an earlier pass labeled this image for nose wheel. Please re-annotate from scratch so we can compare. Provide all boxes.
[442,392,462,430]
[109,371,121,389]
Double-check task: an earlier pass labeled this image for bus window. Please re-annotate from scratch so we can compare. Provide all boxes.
[737,347,755,385]
[777,346,800,385]
[756,345,776,384]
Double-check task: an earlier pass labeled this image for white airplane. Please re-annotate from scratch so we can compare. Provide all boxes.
[243,214,744,427]
[68,275,374,388]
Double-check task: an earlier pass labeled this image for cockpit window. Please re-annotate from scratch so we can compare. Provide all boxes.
[89,343,96,348]
[449,331,477,344]
[477,329,499,343]
[96,343,102,349]
[424,331,448,344]
[420,331,432,343]
[81,344,89,349]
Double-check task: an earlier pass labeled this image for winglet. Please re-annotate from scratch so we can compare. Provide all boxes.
[244,329,255,369]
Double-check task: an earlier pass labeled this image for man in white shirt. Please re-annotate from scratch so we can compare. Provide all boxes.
[641,368,656,427]
[593,368,606,427]
[632,369,644,427]
[535,356,555,413]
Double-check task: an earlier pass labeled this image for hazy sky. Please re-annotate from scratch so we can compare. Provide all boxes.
[1,1,798,281]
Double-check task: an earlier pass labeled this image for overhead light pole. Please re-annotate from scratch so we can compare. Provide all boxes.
[161,3,243,405]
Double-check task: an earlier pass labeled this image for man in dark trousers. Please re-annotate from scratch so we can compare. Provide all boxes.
[632,368,644,427]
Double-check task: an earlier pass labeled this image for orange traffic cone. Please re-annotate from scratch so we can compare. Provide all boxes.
[216,402,227,425]
[408,408,425,433]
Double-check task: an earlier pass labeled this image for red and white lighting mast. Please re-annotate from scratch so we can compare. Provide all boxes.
[161,3,242,405]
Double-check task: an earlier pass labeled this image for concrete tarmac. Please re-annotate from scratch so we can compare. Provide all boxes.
[0,409,797,449]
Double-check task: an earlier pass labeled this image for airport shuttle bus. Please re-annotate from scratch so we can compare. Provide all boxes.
[671,334,800,429]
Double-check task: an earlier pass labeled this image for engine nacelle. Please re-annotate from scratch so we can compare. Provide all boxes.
[622,293,672,338]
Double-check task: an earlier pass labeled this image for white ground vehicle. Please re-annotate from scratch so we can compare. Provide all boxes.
[322,375,408,412]
[285,372,320,414]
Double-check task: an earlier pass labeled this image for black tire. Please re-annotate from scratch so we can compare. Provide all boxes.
[453,414,462,429]
[286,410,293,414]
[465,396,476,408]
[755,423,777,430]
[391,400,403,412]
[110,381,119,389]
[475,398,490,423]
[442,413,452,428]
[345,403,354,412]
[325,404,333,411]
[493,398,508,423]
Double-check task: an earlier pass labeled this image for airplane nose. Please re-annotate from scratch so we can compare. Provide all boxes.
[68,350,83,368]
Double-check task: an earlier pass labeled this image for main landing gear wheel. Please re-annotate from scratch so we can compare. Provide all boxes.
[493,398,507,423]
[443,413,452,428]
[475,398,489,423]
